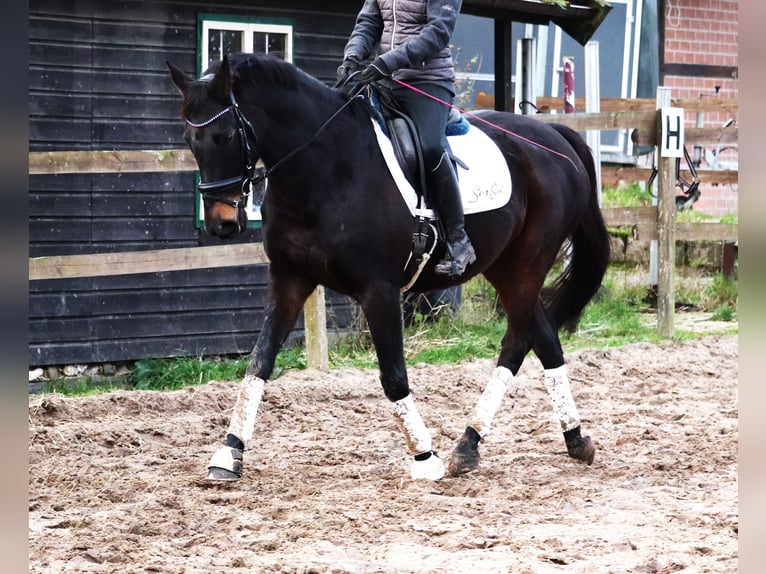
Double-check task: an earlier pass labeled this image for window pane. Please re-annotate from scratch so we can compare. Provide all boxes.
[252,32,267,54]
[208,29,243,66]
[268,34,286,59]
[252,32,286,59]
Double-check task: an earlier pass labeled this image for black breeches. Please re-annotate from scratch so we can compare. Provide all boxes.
[390,84,453,171]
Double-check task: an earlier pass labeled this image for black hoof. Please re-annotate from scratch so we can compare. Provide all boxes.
[448,426,482,476]
[206,466,242,481]
[566,434,596,466]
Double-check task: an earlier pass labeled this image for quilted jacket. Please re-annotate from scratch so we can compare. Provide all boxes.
[343,0,461,93]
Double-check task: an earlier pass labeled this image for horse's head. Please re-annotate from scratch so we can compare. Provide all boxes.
[168,56,256,239]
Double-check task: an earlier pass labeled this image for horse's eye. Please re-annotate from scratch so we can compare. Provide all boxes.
[215,131,236,147]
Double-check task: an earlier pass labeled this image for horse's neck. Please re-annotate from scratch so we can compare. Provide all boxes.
[250,89,341,164]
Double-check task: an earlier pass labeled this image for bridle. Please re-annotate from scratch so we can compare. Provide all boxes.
[185,78,365,225]
[185,89,261,215]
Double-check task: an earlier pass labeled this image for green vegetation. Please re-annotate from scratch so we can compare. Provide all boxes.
[601,182,654,208]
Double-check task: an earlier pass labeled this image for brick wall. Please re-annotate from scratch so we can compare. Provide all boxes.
[662,0,738,216]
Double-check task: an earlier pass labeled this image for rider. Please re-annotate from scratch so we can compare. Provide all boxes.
[337,0,476,278]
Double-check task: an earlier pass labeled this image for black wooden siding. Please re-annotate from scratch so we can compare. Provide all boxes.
[29,0,360,366]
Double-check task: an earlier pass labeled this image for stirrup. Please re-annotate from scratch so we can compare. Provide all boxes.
[434,237,476,277]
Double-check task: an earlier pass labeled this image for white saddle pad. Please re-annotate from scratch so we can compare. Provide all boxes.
[372,119,513,217]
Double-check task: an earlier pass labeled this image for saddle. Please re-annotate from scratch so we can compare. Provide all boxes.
[371,87,469,197]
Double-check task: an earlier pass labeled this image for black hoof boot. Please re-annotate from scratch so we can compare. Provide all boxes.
[206,446,244,481]
[564,427,595,465]
[448,426,482,475]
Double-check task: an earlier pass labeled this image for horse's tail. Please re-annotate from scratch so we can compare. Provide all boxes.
[544,123,611,333]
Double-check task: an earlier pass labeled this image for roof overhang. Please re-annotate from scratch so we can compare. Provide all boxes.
[462,0,612,45]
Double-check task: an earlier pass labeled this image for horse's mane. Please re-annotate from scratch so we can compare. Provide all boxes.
[182,52,371,124]
[227,52,305,91]
[180,53,308,119]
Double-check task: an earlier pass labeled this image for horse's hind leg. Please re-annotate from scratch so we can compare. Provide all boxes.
[360,284,445,480]
[207,273,317,481]
[532,305,595,465]
[449,297,594,475]
[448,276,534,476]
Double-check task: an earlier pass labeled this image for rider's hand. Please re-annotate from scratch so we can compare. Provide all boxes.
[336,56,362,87]
[360,57,390,84]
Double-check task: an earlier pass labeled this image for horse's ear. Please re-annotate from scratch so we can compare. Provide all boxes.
[209,55,234,103]
[167,60,192,93]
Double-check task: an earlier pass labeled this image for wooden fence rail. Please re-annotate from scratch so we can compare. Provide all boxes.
[29,243,269,281]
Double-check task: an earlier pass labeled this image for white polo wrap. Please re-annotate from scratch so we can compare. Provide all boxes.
[543,365,580,432]
[226,374,265,446]
[392,394,432,456]
[469,366,513,438]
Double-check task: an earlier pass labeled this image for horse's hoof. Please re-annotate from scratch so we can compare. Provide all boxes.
[448,427,482,476]
[410,451,445,481]
[206,466,241,481]
[448,450,479,476]
[206,446,243,481]
[566,435,596,466]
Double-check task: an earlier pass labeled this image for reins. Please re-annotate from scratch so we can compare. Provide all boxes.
[390,77,579,171]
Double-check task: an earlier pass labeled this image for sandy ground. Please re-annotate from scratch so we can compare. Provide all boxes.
[29,334,738,573]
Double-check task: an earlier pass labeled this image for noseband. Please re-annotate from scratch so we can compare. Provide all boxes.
[185,89,262,213]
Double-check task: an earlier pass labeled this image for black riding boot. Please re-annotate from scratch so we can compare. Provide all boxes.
[430,152,476,277]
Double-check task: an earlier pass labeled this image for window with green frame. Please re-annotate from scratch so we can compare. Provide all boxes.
[195,15,294,228]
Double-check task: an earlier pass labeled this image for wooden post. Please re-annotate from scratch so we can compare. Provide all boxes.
[651,88,672,288]
[656,104,685,338]
[656,145,676,338]
[304,286,329,371]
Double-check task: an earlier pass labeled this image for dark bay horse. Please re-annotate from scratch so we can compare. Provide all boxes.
[167,53,610,481]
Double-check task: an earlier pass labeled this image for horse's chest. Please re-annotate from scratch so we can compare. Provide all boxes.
[264,223,329,268]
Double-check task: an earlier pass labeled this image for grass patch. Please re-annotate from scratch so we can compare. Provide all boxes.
[601,183,654,207]
[131,355,248,391]
[41,378,127,397]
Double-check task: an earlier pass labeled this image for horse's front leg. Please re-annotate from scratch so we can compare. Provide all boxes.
[207,273,317,481]
[361,285,445,481]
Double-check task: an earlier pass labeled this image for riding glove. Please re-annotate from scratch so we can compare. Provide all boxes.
[336,56,362,87]
[360,57,390,84]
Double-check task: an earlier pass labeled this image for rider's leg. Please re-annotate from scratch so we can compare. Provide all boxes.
[393,84,476,277]
[428,151,476,276]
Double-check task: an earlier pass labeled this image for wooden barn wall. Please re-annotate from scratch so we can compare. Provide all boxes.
[29,0,360,367]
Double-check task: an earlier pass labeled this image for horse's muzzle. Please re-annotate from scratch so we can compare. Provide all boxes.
[207,219,242,239]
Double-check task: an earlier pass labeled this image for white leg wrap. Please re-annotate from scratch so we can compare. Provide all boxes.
[468,366,513,438]
[226,374,265,447]
[392,394,432,456]
[393,394,444,480]
[543,365,581,432]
